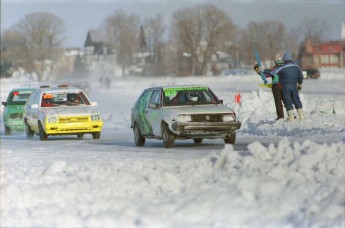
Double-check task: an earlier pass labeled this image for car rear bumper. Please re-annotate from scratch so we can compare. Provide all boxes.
[45,121,103,134]
[172,121,241,137]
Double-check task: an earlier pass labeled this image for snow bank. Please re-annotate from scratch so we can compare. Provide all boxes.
[229,89,345,142]
[1,139,343,227]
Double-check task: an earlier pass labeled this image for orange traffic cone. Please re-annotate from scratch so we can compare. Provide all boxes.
[234,93,241,104]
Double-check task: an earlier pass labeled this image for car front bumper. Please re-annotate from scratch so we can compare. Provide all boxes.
[172,121,241,138]
[4,118,26,131]
[44,121,103,135]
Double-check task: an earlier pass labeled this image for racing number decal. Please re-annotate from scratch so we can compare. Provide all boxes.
[163,86,208,96]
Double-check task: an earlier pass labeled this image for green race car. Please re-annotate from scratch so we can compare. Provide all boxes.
[2,88,35,135]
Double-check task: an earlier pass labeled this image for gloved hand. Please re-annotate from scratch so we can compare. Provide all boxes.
[253,64,260,73]
[298,84,302,91]
[253,64,264,74]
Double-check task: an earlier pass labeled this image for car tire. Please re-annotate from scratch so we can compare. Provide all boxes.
[134,124,145,146]
[38,122,48,141]
[25,121,34,139]
[92,132,101,139]
[224,132,236,144]
[162,124,174,148]
[4,126,11,135]
[193,138,203,144]
[77,134,84,139]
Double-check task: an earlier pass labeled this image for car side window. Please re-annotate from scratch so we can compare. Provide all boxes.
[149,90,161,107]
[136,90,153,110]
[34,92,41,105]
[27,92,37,105]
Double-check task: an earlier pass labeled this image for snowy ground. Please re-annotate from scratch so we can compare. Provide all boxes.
[1,69,344,227]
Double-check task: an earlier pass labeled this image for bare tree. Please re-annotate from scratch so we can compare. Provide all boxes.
[239,20,290,66]
[1,29,22,71]
[171,4,237,76]
[298,18,330,42]
[144,14,166,75]
[102,10,140,76]
[144,14,165,62]
[5,12,66,81]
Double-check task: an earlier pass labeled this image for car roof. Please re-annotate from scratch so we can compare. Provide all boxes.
[146,85,210,90]
[34,85,83,93]
[10,87,36,92]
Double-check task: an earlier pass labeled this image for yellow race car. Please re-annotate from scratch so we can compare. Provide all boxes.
[23,85,103,141]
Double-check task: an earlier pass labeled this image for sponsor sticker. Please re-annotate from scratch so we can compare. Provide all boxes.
[163,86,207,96]
[14,91,32,95]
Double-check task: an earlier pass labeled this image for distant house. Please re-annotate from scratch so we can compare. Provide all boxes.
[84,31,109,55]
[83,30,117,76]
[298,39,345,69]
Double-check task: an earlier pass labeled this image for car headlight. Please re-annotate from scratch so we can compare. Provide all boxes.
[48,116,58,123]
[223,114,235,122]
[91,114,101,121]
[179,114,192,122]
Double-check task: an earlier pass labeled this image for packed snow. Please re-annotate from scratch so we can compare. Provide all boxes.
[1,69,344,227]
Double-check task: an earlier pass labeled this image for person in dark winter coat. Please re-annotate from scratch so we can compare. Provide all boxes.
[254,53,285,120]
[270,51,304,121]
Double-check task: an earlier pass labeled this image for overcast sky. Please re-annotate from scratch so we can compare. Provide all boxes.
[1,0,345,48]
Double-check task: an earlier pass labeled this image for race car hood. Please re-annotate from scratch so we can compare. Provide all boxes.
[41,106,100,116]
[163,104,235,115]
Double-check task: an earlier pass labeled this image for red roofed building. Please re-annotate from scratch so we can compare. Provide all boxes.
[298,39,345,69]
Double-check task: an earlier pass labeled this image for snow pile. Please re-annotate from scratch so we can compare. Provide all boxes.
[229,89,345,141]
[1,139,344,227]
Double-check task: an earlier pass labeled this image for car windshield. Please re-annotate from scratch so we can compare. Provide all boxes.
[41,91,89,107]
[7,90,33,105]
[163,86,220,106]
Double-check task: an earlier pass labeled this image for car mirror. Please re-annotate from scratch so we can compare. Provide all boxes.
[220,100,224,105]
[90,102,98,107]
[2,101,6,106]
[31,104,39,109]
[148,103,158,109]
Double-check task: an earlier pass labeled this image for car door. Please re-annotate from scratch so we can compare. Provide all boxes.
[146,89,163,136]
[135,89,153,136]
[26,92,40,132]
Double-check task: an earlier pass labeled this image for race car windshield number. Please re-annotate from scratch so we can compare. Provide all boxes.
[163,87,208,96]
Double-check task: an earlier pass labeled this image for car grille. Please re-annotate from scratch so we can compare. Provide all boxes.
[191,114,222,122]
[10,113,23,119]
[58,116,89,123]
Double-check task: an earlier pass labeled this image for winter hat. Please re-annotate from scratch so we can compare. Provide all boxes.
[274,53,282,61]
[274,53,284,65]
[283,51,292,61]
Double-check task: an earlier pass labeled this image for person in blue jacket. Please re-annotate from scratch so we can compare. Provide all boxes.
[270,51,304,121]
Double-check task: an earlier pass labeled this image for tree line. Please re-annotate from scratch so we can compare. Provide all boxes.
[1,3,330,81]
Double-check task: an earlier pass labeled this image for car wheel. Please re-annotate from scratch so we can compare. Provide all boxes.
[38,122,48,141]
[4,126,11,135]
[162,124,174,148]
[193,138,203,144]
[92,132,101,139]
[77,134,84,139]
[224,132,236,144]
[25,122,34,139]
[134,124,145,146]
